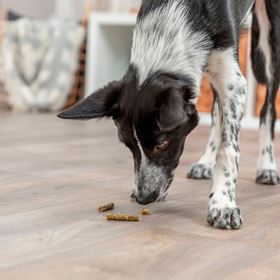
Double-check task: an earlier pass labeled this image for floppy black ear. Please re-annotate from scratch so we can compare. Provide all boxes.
[158,88,196,131]
[57,81,122,120]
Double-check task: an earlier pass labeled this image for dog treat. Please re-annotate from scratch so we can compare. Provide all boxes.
[141,208,151,215]
[97,203,115,212]
[107,214,140,222]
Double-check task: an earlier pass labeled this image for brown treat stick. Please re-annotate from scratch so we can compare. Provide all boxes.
[97,203,115,212]
[107,214,140,222]
[141,209,151,215]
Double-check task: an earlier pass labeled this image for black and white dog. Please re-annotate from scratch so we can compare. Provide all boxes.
[58,0,280,230]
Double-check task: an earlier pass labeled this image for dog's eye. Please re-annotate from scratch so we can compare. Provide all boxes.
[155,140,169,151]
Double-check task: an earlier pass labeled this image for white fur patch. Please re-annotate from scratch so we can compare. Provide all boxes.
[131,0,211,96]
[255,0,272,82]
[198,100,220,168]
[133,127,169,199]
[207,47,247,209]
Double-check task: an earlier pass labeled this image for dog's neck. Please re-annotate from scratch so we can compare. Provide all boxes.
[130,1,211,98]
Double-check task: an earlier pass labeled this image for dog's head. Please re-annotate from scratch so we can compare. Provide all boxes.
[58,68,199,204]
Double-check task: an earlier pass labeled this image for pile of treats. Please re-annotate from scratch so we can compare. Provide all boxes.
[97,203,151,222]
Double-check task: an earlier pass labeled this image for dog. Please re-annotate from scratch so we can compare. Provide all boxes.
[58,0,280,230]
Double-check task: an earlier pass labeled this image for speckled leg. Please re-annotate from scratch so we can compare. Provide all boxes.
[187,89,220,180]
[256,102,280,185]
[253,1,280,185]
[206,48,246,230]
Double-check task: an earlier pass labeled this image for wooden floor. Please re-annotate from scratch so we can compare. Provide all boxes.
[1,112,280,280]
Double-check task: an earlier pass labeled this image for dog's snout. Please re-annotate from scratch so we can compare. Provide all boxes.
[135,190,158,205]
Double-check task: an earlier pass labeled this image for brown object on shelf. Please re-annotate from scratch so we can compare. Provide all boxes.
[256,84,280,117]
[64,0,93,109]
[141,209,151,215]
[130,8,140,13]
[197,28,249,113]
[239,29,249,77]
[97,203,115,212]
[107,214,140,222]
[197,77,214,113]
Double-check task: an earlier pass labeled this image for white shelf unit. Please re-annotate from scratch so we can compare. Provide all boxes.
[86,12,278,130]
[86,12,136,95]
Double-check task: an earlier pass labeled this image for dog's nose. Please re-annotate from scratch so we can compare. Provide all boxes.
[135,191,158,205]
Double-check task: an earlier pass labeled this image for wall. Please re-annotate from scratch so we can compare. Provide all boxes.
[0,0,55,19]
[55,0,86,21]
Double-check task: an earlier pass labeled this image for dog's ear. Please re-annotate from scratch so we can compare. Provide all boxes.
[58,81,122,120]
[158,88,196,131]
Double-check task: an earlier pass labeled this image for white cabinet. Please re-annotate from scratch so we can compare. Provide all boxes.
[86,12,136,95]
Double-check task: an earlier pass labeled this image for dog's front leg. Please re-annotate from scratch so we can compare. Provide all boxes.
[187,88,220,179]
[206,48,247,230]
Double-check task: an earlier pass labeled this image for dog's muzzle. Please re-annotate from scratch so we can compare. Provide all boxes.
[135,190,159,205]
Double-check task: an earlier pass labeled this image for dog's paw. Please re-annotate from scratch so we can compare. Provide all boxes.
[187,163,213,179]
[207,207,242,230]
[256,169,280,185]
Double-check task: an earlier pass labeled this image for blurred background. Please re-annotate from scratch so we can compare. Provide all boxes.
[0,0,278,125]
